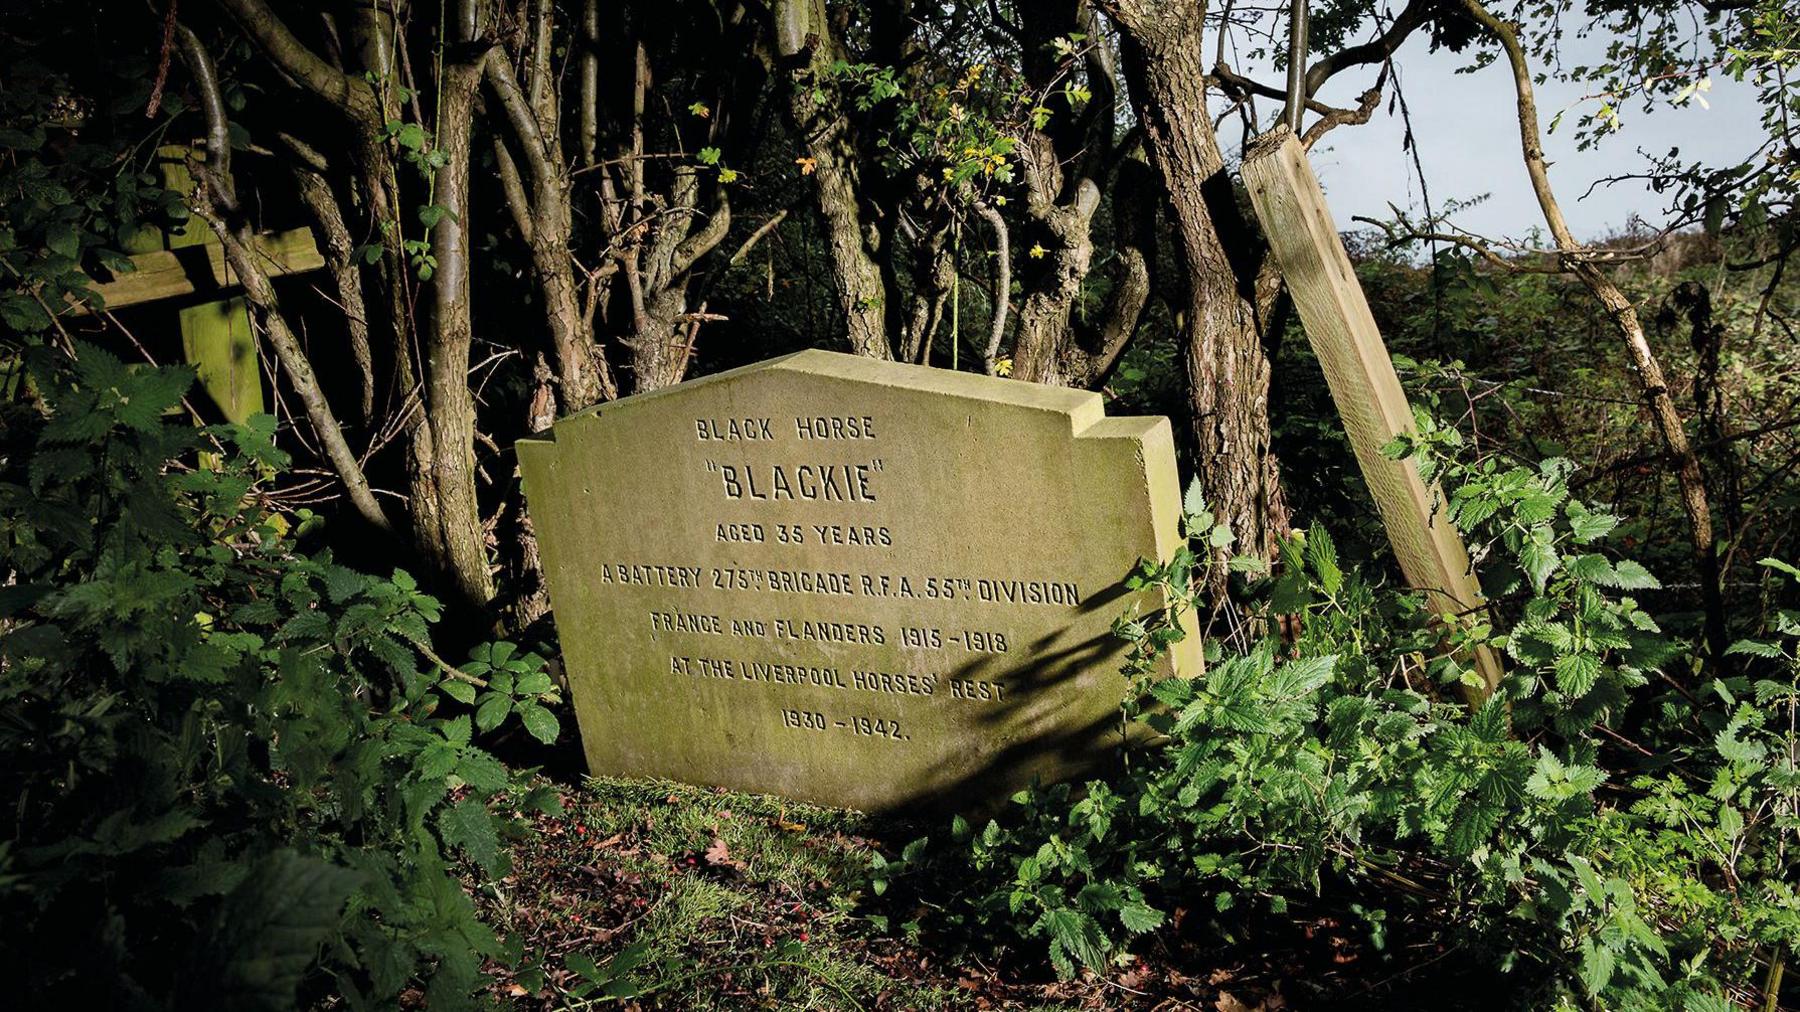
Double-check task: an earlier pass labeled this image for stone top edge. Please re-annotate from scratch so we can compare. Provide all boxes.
[519,349,1173,443]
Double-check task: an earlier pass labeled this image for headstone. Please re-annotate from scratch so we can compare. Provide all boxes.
[518,350,1198,812]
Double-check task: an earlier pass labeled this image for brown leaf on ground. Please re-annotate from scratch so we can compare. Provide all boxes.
[1215,991,1256,1012]
[703,836,742,869]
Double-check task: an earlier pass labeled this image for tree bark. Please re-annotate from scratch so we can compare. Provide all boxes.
[413,47,495,609]
[1005,3,1150,390]
[771,0,892,358]
[1108,0,1291,563]
[283,140,376,426]
[487,51,614,408]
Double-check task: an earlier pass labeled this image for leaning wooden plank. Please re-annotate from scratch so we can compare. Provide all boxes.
[69,226,324,313]
[1241,128,1503,700]
[179,295,265,424]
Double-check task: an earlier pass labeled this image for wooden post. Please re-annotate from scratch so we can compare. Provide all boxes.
[158,148,265,426]
[1242,128,1503,700]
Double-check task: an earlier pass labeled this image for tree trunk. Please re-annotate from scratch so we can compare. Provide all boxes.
[772,0,891,358]
[414,52,495,609]
[1110,0,1291,562]
[486,54,614,410]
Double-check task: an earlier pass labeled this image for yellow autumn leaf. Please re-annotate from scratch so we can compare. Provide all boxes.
[1028,243,1047,258]
[995,357,1013,377]
[795,156,817,176]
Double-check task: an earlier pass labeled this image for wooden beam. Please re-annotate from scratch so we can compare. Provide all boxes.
[70,226,324,313]
[1242,128,1503,700]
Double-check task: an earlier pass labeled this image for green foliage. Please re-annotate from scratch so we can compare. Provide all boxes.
[921,442,1799,1006]
[0,345,553,1009]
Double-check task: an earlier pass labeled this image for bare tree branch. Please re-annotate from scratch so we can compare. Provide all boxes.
[215,0,379,122]
[975,200,1011,375]
[178,28,390,531]
[1462,0,1729,667]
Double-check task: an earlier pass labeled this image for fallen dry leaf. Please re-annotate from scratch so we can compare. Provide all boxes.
[703,836,743,869]
[1215,992,1255,1012]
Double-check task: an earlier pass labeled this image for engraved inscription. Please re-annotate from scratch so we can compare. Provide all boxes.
[517,349,1191,811]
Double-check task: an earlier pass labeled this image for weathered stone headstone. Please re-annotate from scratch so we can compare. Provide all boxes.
[518,350,1197,812]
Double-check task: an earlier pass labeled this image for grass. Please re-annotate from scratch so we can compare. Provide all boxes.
[477,776,1089,1010]
[475,775,1470,1009]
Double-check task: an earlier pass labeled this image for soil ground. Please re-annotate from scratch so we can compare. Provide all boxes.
[472,777,1506,1010]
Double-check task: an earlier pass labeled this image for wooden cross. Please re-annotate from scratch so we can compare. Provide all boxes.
[74,146,323,425]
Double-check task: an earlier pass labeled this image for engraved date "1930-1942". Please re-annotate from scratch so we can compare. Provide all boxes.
[780,708,909,741]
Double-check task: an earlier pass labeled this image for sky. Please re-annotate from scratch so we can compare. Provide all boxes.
[1215,23,1767,243]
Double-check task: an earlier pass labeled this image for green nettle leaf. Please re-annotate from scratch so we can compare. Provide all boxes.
[1271,655,1337,700]
[199,850,361,1012]
[1715,723,1768,765]
[439,796,504,876]
[441,715,473,747]
[1554,652,1602,698]
[1305,523,1342,596]
[1520,528,1560,593]
[1119,901,1164,934]
[518,703,560,745]
[1609,560,1661,591]
[1580,937,1616,996]
[1568,504,1619,543]
[1182,478,1206,519]
[1717,805,1744,843]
